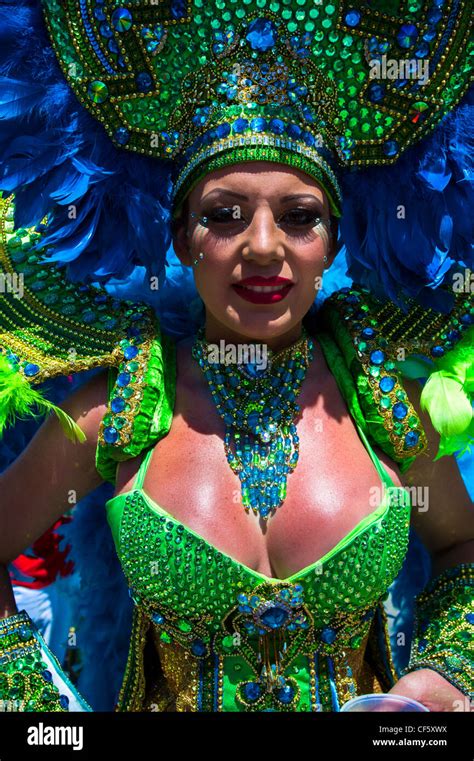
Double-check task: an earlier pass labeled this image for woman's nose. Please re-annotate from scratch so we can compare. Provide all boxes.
[242,209,284,260]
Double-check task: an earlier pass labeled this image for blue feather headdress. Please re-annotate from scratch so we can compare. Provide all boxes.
[0,0,173,285]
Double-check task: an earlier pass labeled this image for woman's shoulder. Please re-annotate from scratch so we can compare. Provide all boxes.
[312,284,473,472]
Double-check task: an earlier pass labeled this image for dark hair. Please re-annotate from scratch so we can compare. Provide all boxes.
[171,196,189,240]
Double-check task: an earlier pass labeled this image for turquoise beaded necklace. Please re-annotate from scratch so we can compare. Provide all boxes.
[191,326,315,521]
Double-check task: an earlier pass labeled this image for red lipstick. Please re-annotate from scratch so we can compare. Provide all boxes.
[232,276,294,304]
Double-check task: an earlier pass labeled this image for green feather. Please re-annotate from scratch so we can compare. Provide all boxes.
[0,355,86,443]
[421,371,472,437]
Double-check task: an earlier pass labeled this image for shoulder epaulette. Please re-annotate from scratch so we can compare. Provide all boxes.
[320,285,473,470]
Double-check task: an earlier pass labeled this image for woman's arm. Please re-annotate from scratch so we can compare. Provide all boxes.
[402,377,474,573]
[388,378,473,711]
[0,562,17,618]
[0,368,110,565]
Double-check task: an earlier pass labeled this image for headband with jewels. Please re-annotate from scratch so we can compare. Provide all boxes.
[42,0,472,221]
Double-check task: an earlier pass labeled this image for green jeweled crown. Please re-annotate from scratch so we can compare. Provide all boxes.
[42,1,472,215]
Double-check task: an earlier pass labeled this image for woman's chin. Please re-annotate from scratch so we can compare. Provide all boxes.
[221,313,304,344]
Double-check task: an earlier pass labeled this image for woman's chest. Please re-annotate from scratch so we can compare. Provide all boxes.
[114,341,403,580]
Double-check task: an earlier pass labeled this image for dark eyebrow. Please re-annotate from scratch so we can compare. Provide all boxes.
[201,189,323,204]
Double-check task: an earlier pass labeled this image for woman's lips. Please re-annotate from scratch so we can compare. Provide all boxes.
[232,282,294,304]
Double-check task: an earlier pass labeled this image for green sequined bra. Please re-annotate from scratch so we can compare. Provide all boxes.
[103,328,413,713]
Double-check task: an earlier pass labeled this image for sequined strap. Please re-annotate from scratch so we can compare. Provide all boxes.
[321,285,474,464]
[95,325,177,485]
[317,329,395,490]
[320,286,429,471]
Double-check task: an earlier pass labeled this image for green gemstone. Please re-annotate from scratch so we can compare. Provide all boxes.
[384,361,396,371]
[160,631,172,644]
[380,397,391,410]
[113,416,127,430]
[357,341,368,352]
[395,390,407,400]
[122,387,134,399]
[127,361,140,372]
[369,366,380,378]
[408,415,419,429]
[177,619,192,633]
[222,635,235,653]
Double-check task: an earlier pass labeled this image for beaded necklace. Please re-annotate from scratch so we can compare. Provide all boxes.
[191,326,315,521]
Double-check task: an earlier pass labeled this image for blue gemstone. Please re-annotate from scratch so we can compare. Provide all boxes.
[427,9,442,23]
[136,72,153,92]
[275,683,295,703]
[423,26,437,43]
[415,43,430,58]
[233,117,249,133]
[59,694,70,709]
[259,605,289,629]
[383,140,399,157]
[370,350,385,365]
[117,372,131,387]
[460,313,473,325]
[111,397,126,414]
[123,345,138,360]
[104,426,119,444]
[114,127,130,145]
[24,363,40,377]
[367,83,385,103]
[111,8,132,31]
[396,23,418,49]
[404,431,419,448]
[269,118,285,134]
[345,10,361,27]
[170,0,187,20]
[465,613,474,625]
[152,612,164,624]
[245,18,278,52]
[321,627,337,644]
[361,327,376,339]
[19,625,30,641]
[302,130,315,147]
[393,402,408,420]
[42,670,53,682]
[446,330,460,343]
[99,22,113,39]
[243,681,262,701]
[216,123,231,138]
[418,638,428,653]
[430,345,445,358]
[191,639,207,656]
[286,123,302,139]
[379,376,395,393]
[250,117,267,131]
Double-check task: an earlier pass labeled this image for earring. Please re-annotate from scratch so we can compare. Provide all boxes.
[193,252,204,266]
[323,255,328,266]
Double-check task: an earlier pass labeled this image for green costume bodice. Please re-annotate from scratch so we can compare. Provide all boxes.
[105,329,411,712]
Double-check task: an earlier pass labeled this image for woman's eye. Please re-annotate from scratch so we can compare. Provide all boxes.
[280,209,318,226]
[207,207,241,223]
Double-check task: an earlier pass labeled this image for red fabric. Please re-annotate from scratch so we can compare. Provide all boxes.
[9,516,75,589]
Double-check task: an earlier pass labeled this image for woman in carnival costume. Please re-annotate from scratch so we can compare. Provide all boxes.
[0,0,472,712]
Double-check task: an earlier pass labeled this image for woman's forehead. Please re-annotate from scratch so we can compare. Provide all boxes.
[189,162,327,202]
